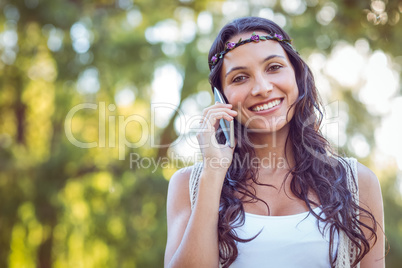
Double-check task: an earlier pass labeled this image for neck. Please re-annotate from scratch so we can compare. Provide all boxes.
[246,124,295,172]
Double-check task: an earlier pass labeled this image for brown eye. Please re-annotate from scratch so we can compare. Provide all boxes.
[233,76,247,83]
[268,65,282,71]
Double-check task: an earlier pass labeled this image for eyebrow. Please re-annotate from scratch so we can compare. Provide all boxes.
[225,55,286,78]
[261,55,285,64]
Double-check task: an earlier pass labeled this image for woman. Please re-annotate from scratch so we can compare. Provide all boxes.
[164,17,384,267]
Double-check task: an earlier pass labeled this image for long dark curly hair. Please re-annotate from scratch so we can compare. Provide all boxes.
[208,17,377,267]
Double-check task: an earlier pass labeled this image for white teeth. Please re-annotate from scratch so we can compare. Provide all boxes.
[252,99,281,112]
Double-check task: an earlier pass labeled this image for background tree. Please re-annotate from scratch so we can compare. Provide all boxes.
[0,0,401,267]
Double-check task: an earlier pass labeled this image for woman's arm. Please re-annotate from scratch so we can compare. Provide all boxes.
[357,162,385,268]
[165,102,236,267]
[164,165,228,268]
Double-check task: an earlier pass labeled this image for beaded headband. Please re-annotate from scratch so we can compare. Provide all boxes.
[209,32,297,69]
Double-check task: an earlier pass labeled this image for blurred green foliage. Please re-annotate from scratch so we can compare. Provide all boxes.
[0,0,401,267]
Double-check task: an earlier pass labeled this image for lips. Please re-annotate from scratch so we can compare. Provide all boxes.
[249,98,283,112]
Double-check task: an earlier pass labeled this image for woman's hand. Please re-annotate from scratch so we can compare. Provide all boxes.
[196,102,238,172]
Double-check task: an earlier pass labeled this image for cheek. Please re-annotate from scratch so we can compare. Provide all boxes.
[224,89,247,107]
[278,72,298,100]
[289,82,299,103]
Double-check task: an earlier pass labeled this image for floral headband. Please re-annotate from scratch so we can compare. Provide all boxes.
[209,32,297,69]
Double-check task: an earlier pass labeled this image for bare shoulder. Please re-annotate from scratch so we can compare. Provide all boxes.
[355,162,385,266]
[355,162,384,224]
[167,165,194,199]
[356,162,381,200]
[166,164,196,218]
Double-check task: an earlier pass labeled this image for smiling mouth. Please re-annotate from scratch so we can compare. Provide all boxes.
[250,98,283,112]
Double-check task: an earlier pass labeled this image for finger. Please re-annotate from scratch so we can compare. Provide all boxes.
[214,101,232,107]
[223,131,237,149]
[198,113,234,146]
[204,108,237,121]
[199,108,236,128]
[224,140,232,148]
[202,103,233,115]
[205,112,234,131]
[202,106,233,119]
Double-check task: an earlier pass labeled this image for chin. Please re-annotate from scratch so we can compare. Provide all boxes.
[248,119,290,133]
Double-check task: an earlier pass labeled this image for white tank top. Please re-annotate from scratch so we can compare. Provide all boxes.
[189,158,359,268]
[229,206,338,268]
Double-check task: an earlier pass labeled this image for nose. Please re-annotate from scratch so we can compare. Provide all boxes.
[250,73,273,97]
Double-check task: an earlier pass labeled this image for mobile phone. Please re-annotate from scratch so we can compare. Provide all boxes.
[213,87,235,148]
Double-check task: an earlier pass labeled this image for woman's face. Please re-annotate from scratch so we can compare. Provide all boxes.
[221,31,299,134]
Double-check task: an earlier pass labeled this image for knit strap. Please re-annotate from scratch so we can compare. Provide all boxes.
[335,157,360,268]
[189,161,204,210]
[345,157,359,207]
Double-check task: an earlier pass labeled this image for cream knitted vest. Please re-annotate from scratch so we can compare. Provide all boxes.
[189,157,360,268]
